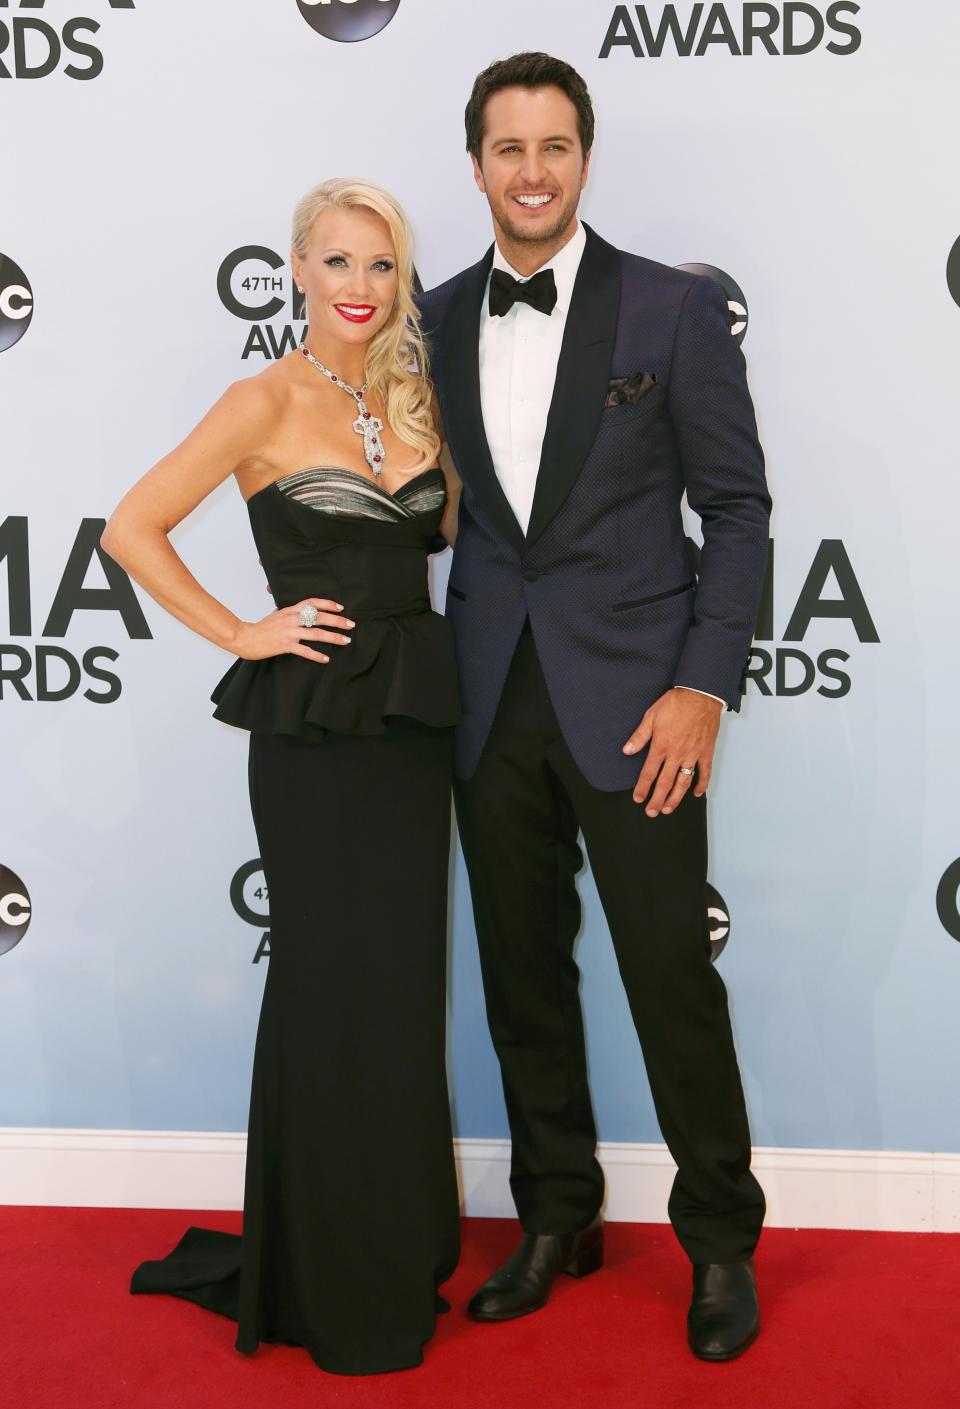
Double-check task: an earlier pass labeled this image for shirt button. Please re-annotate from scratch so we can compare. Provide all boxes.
[518,453,528,462]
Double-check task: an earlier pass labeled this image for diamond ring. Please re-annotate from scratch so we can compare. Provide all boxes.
[298,604,319,629]
[678,766,696,777]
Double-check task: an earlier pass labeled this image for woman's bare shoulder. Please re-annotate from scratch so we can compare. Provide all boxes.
[221,359,294,424]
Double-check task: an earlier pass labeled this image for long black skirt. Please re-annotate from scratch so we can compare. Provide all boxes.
[131,721,461,1375]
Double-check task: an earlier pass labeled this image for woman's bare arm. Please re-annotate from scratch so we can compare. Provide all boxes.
[438,441,462,548]
[101,378,353,662]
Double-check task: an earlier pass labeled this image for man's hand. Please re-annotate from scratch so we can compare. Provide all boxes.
[623,688,724,815]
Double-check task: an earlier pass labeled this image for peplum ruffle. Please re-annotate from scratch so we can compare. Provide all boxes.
[211,608,462,739]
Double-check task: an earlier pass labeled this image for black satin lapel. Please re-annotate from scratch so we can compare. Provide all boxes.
[524,226,622,549]
[441,249,525,553]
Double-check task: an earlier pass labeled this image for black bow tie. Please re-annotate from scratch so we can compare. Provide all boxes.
[488,266,558,319]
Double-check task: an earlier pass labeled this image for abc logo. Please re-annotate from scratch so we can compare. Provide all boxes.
[706,883,730,963]
[948,237,960,311]
[0,253,34,354]
[936,858,960,943]
[676,263,749,345]
[0,865,32,957]
[297,0,401,43]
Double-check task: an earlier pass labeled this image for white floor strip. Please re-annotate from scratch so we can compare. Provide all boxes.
[3,1129,959,1231]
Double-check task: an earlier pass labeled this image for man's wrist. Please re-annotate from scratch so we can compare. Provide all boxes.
[674,685,727,712]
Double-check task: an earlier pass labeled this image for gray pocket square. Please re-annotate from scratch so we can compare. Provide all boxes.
[604,371,658,408]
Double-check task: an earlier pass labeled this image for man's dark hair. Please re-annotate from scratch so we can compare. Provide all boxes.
[465,52,595,162]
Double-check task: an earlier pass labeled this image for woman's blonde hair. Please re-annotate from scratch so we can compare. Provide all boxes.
[292,178,440,472]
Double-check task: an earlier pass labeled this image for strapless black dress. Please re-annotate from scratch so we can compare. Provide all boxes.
[211,464,461,737]
[131,467,462,1375]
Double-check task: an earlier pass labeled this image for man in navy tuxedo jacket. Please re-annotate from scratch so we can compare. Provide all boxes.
[420,53,771,1361]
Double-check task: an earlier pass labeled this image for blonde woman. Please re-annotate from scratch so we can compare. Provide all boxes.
[105,179,462,1375]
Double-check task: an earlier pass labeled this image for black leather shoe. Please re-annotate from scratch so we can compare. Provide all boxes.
[687,1259,760,1361]
[467,1217,604,1322]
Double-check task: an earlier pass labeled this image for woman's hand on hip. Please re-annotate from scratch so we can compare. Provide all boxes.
[233,599,354,663]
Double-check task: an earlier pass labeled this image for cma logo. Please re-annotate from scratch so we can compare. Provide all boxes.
[687,537,878,698]
[231,860,271,964]
[218,245,307,362]
[0,516,151,704]
[0,865,31,957]
[0,0,135,81]
[297,0,401,44]
[747,538,877,698]
[601,3,862,57]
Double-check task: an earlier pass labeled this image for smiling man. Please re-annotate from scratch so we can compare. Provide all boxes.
[419,52,771,1361]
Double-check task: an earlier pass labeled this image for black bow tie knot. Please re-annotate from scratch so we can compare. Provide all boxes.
[488,266,558,319]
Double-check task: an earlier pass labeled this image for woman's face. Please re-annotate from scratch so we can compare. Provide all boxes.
[293,205,399,353]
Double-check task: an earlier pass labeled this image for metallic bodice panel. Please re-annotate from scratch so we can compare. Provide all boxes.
[274,465,446,522]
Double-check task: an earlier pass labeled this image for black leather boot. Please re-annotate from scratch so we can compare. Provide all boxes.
[687,1259,760,1361]
[467,1217,604,1321]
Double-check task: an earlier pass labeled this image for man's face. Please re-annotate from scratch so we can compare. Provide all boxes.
[472,85,591,249]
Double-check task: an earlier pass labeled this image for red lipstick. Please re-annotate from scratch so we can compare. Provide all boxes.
[333,304,377,324]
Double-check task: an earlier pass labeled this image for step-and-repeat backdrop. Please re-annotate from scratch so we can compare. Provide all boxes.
[2,0,958,1154]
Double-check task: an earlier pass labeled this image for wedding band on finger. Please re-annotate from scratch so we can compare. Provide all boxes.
[678,765,696,777]
[298,604,319,628]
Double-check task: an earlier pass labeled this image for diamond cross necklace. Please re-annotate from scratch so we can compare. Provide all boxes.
[300,344,386,476]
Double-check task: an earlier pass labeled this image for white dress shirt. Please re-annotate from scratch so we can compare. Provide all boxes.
[478,221,586,536]
[477,221,724,711]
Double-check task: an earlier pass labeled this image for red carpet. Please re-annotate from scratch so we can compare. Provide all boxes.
[4,1208,957,1409]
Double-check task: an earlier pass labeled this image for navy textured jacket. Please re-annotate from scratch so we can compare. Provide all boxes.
[419,224,771,792]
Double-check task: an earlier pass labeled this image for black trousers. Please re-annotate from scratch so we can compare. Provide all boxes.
[454,621,765,1264]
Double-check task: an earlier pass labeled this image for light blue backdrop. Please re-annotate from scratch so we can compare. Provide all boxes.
[1,0,958,1157]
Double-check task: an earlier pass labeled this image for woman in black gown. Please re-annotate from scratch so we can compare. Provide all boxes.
[102,179,462,1374]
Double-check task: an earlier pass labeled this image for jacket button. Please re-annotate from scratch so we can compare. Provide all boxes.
[522,568,540,583]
